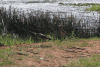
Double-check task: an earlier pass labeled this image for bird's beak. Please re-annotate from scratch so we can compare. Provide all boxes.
[58,25,61,27]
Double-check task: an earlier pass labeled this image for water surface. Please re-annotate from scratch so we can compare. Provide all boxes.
[0,0,100,27]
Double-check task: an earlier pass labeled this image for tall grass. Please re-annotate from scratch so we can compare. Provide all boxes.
[0,6,100,42]
[0,34,35,46]
[0,6,75,40]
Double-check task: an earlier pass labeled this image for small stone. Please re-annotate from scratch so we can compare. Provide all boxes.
[79,53,84,55]
[67,49,75,52]
[40,58,43,60]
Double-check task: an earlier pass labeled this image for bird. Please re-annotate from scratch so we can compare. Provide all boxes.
[14,24,51,40]
[13,24,51,42]
[58,25,69,41]
[58,25,69,36]
[31,32,51,44]
[31,32,51,40]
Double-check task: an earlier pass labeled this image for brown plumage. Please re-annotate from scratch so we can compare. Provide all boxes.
[59,25,69,36]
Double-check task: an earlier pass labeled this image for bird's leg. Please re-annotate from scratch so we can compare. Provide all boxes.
[60,35,65,42]
[41,39,43,45]
[64,35,66,39]
[60,35,63,42]
[44,39,46,45]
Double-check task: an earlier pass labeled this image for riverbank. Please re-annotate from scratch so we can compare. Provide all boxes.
[58,2,100,12]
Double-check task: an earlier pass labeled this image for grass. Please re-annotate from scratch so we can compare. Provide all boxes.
[44,53,54,60]
[87,4,100,12]
[26,1,54,3]
[26,1,41,3]
[89,5,100,12]
[0,34,100,66]
[59,2,100,12]
[1,33,100,48]
[79,41,88,47]
[0,48,16,66]
[67,54,100,67]
[33,55,41,63]
[59,3,100,6]
[0,34,37,46]
[54,36,100,48]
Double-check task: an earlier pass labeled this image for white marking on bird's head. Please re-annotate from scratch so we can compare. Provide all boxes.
[59,25,62,28]
[34,33,37,36]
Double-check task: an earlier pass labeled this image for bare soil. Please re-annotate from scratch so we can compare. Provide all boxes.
[1,41,100,67]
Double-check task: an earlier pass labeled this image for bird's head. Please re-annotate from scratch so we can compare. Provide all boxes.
[32,32,37,36]
[58,25,62,29]
[58,25,62,27]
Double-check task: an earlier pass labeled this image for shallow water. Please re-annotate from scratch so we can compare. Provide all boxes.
[0,0,100,27]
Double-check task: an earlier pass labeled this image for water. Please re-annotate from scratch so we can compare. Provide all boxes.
[0,0,100,27]
[62,0,100,4]
[1,0,100,3]
[0,0,99,13]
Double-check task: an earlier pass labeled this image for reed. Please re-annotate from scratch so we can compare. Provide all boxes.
[0,6,100,41]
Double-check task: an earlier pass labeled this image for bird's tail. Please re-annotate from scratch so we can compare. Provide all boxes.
[47,37,51,40]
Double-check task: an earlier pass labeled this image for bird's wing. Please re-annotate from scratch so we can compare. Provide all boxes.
[61,30,69,35]
[38,33,51,40]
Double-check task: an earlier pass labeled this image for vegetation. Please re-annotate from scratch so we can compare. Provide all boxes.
[0,6,100,41]
[67,54,100,67]
[59,3,100,6]
[0,6,76,41]
[0,6,100,44]
[88,4,100,12]
[0,34,35,46]
[0,37,100,66]
[0,3,100,67]
[26,0,55,3]
[59,2,100,12]
[26,1,41,3]
[0,48,16,66]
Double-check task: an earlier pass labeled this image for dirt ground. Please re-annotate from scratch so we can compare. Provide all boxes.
[1,41,100,67]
